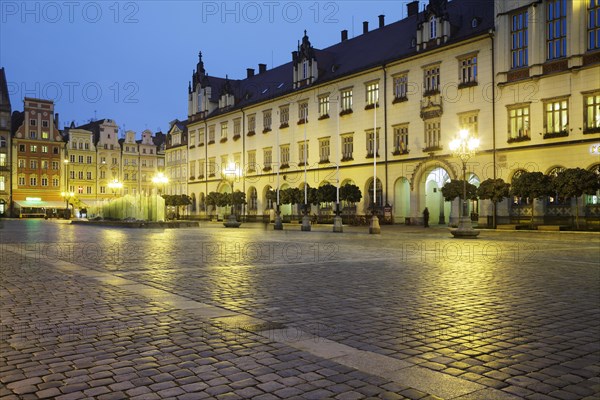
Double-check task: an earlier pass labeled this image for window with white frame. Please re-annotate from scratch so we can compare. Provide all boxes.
[424,65,440,94]
[508,105,530,140]
[429,17,437,39]
[341,89,353,114]
[199,128,205,145]
[208,157,216,176]
[78,171,84,180]
[190,132,195,146]
[52,161,59,170]
[589,0,600,50]
[220,122,228,141]
[458,54,478,86]
[233,118,241,137]
[298,102,308,123]
[319,138,330,163]
[53,178,59,187]
[0,176,4,191]
[30,160,38,169]
[0,154,5,167]
[393,125,409,155]
[18,176,25,186]
[18,159,25,168]
[544,98,569,136]
[365,82,379,108]
[87,172,92,180]
[280,105,289,127]
[342,134,353,161]
[585,92,600,133]
[198,159,205,178]
[189,161,195,178]
[248,114,256,134]
[208,125,215,143]
[424,119,441,149]
[247,151,256,172]
[366,129,380,157]
[319,95,330,118]
[280,145,290,167]
[41,177,48,186]
[263,148,272,170]
[547,0,567,60]
[263,110,272,132]
[393,73,409,101]
[30,176,37,186]
[298,142,309,165]
[459,112,479,137]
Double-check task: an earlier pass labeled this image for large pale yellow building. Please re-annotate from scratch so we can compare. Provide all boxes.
[180,0,599,226]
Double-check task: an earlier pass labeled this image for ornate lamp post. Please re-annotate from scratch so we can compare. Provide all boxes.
[449,129,480,238]
[223,163,242,228]
[152,172,168,221]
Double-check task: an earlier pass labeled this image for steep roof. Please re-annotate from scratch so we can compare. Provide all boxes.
[0,68,11,112]
[197,0,494,118]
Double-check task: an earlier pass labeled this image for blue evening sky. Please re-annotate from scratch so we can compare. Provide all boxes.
[1,1,426,136]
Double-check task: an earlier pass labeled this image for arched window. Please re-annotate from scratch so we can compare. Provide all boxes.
[430,17,437,39]
[249,187,258,211]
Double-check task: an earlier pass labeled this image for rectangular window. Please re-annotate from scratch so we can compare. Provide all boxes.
[0,154,5,167]
[366,129,380,157]
[78,155,84,163]
[280,105,289,127]
[19,144,25,152]
[365,82,379,108]
[53,146,59,154]
[42,120,48,127]
[53,178,59,187]
[298,142,308,165]
[70,171,75,179]
[508,105,530,140]
[0,176,4,191]
[459,112,479,137]
[30,145,37,152]
[248,115,256,134]
[319,138,330,163]
[189,161,195,178]
[393,73,409,101]
[30,119,36,126]
[547,0,567,60]
[247,151,256,172]
[198,159,205,178]
[298,102,308,123]
[234,118,241,137]
[342,134,354,161]
[263,148,272,170]
[87,172,92,180]
[511,11,529,68]
[208,125,215,143]
[584,92,600,133]
[30,177,37,186]
[78,171,84,179]
[393,125,409,155]
[30,160,38,169]
[87,187,92,194]
[41,178,48,187]
[70,155,75,163]
[220,122,228,140]
[30,131,36,139]
[424,119,441,149]
[100,186,106,194]
[199,128,205,145]
[112,157,118,165]
[18,176,25,186]
[458,55,478,86]
[190,132,196,146]
[41,145,48,153]
[18,159,25,168]
[280,145,290,167]
[41,160,48,169]
[41,131,48,139]
[319,96,330,118]
[263,110,272,132]
[52,161,59,170]
[424,65,440,94]
[100,171,106,179]
[87,156,92,164]
[208,158,216,177]
[544,99,569,136]
[589,0,600,50]
[341,89,353,113]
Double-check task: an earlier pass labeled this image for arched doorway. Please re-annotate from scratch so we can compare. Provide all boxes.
[279,183,292,216]
[247,187,258,215]
[393,177,410,223]
[425,167,451,225]
[365,178,383,214]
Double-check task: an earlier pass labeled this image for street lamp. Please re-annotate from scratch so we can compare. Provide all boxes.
[223,163,242,228]
[152,172,168,221]
[61,191,74,218]
[449,129,480,238]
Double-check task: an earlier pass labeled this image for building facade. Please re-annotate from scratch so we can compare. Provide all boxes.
[11,98,66,216]
[0,68,11,216]
[65,127,97,210]
[180,0,600,225]
[165,120,189,197]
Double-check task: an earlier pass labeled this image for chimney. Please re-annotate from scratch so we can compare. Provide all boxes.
[341,29,348,42]
[379,15,385,28]
[247,68,255,78]
[407,1,419,17]
[258,63,267,74]
[363,21,369,34]
[54,113,59,129]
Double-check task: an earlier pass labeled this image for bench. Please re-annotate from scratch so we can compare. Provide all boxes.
[537,225,566,231]
[497,224,518,230]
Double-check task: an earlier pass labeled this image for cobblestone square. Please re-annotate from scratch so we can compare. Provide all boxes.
[1,220,599,399]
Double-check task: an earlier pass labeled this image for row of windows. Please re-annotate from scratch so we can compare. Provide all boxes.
[17,176,60,187]
[18,144,60,154]
[18,160,61,170]
[510,0,600,69]
[508,93,600,140]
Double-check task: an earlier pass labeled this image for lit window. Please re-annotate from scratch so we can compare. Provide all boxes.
[393,125,409,155]
[319,138,330,163]
[424,65,440,94]
[458,55,478,86]
[584,92,600,133]
[365,82,379,108]
[508,105,530,140]
[393,74,409,101]
[366,129,380,158]
[544,99,569,136]
[424,119,441,149]
[341,134,353,161]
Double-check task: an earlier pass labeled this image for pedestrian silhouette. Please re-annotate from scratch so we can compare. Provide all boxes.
[423,207,430,228]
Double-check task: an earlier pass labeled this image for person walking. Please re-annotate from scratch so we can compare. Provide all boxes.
[423,207,430,228]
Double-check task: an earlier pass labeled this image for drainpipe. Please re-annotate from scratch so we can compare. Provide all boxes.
[241,108,246,221]
[383,65,389,208]
[490,28,497,229]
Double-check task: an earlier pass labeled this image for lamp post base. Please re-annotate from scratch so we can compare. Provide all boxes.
[369,215,381,234]
[333,215,343,232]
[450,216,479,238]
[274,210,283,230]
[223,214,241,228]
[301,214,311,231]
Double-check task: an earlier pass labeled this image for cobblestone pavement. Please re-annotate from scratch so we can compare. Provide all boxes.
[1,219,599,399]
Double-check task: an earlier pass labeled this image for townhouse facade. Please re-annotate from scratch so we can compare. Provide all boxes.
[179,0,600,225]
[0,68,11,216]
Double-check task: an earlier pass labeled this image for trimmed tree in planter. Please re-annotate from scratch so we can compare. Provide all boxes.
[206,192,224,218]
[510,171,552,227]
[339,183,362,212]
[552,167,600,229]
[317,184,337,210]
[441,179,478,225]
[477,178,510,228]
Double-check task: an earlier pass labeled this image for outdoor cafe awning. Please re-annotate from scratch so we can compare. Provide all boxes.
[13,200,67,209]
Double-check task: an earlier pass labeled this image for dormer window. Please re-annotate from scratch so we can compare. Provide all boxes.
[303,60,309,79]
[197,92,203,113]
[430,17,437,39]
